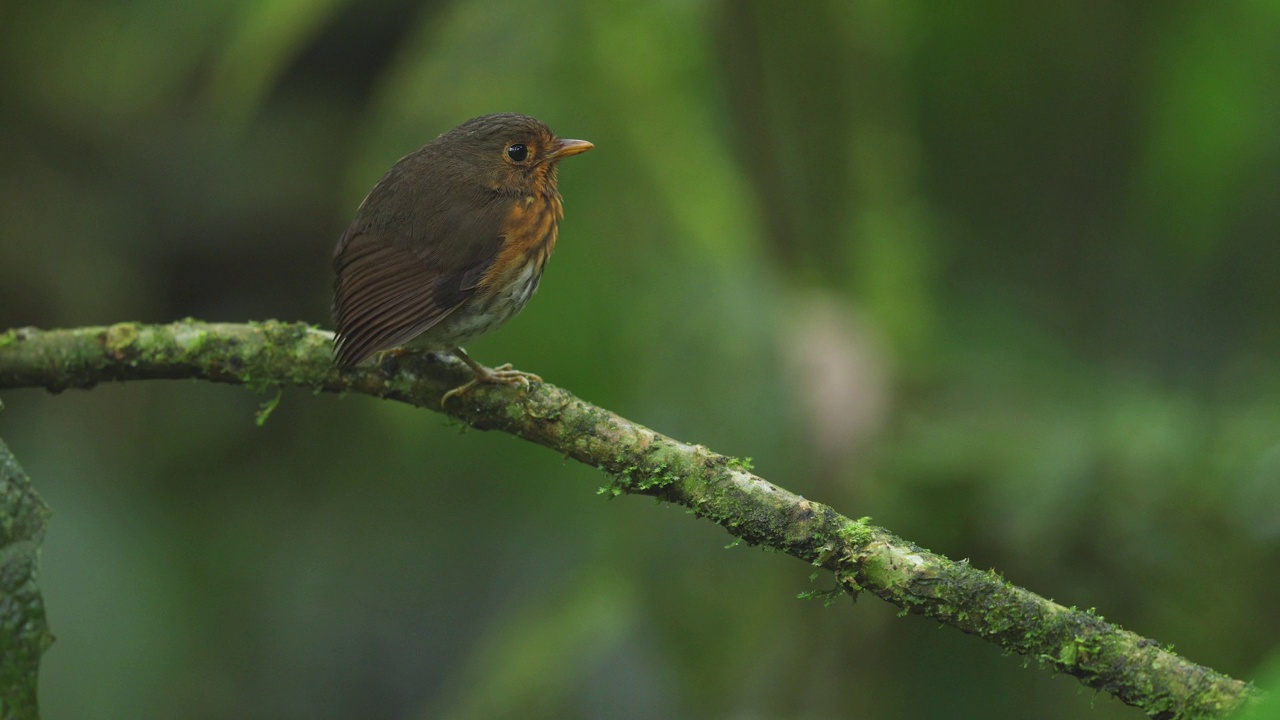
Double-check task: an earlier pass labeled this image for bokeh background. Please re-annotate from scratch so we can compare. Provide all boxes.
[3,1,1280,718]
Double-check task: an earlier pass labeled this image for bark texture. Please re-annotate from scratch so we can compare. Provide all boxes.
[0,321,1258,719]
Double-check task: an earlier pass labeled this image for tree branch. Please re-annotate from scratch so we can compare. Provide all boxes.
[0,320,1258,718]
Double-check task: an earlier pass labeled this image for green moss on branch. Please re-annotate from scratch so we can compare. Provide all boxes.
[0,320,1259,719]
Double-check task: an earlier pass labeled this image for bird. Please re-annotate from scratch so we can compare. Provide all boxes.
[331,113,592,403]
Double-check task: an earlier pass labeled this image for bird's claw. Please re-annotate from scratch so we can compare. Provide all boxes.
[486,364,542,387]
[441,364,542,406]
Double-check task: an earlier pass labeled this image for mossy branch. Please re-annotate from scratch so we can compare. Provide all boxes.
[0,320,1259,719]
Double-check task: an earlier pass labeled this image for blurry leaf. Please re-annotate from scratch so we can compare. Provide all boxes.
[422,570,635,720]
[204,0,349,128]
[850,198,938,356]
[1232,441,1280,541]
[0,434,54,719]
[1138,0,1280,266]
[1236,650,1280,720]
[581,1,760,266]
[1,1,229,125]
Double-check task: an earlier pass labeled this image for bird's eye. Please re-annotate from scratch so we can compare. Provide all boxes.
[506,144,529,162]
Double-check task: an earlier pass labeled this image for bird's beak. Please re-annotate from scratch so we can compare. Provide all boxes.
[548,138,594,160]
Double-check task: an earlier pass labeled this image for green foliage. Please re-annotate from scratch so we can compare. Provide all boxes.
[1,0,1277,718]
[0,437,53,719]
[1237,651,1280,720]
[253,388,283,427]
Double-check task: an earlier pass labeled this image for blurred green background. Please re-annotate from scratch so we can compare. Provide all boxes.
[2,0,1279,718]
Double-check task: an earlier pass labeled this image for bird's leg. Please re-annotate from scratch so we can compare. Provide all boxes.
[441,347,543,405]
[372,347,411,365]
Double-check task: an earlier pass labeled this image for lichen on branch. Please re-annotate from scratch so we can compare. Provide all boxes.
[0,320,1259,719]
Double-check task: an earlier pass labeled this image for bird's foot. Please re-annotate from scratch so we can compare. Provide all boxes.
[441,362,542,406]
[480,363,543,387]
[372,347,411,365]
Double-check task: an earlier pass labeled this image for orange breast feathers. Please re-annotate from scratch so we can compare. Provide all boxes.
[479,192,564,290]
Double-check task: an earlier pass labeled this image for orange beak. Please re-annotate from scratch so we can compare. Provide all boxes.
[548,138,594,160]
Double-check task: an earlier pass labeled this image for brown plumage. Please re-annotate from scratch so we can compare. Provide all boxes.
[332,113,591,400]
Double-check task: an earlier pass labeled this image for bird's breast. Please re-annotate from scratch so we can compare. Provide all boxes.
[479,191,562,292]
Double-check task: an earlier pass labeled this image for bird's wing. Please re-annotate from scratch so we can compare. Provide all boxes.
[331,230,492,368]
[331,148,512,367]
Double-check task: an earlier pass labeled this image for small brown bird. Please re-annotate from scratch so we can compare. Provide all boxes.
[332,113,592,402]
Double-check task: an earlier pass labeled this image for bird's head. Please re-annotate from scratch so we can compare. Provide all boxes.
[441,113,592,197]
